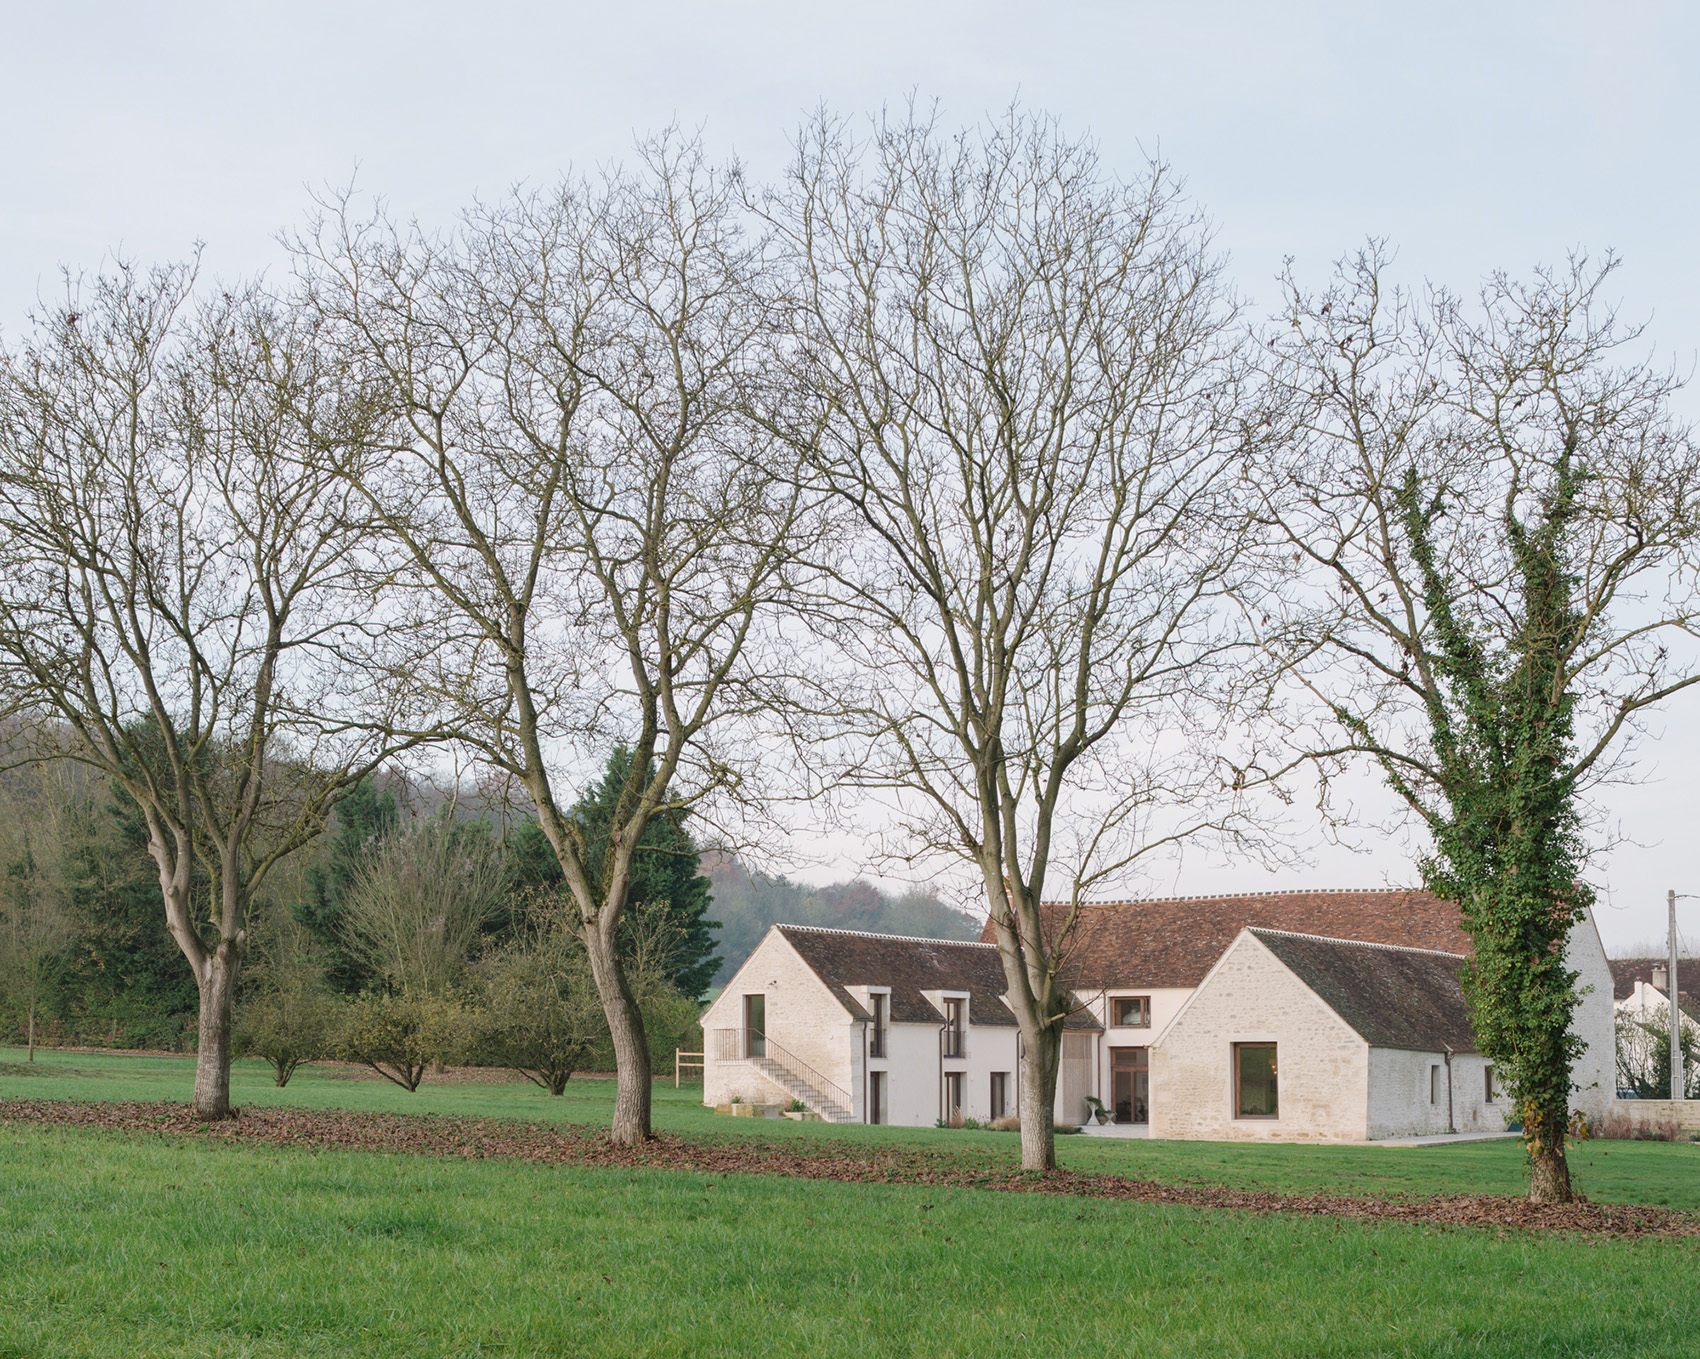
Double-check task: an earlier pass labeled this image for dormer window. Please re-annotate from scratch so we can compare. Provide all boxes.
[1113,996,1151,1028]
[943,998,966,1058]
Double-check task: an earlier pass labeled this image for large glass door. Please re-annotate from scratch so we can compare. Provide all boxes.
[1110,1047,1148,1124]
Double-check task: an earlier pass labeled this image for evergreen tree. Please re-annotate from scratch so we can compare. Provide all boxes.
[524,748,721,1000]
[289,779,399,993]
[59,792,203,1049]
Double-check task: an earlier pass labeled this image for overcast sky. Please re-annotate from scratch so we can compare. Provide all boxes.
[4,1,1697,950]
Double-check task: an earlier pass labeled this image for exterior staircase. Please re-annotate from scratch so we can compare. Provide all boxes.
[712,1028,856,1122]
[748,1055,855,1122]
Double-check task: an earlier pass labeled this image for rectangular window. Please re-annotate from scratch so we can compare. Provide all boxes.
[944,1071,963,1120]
[743,994,765,1059]
[869,1070,885,1125]
[1430,1064,1440,1105]
[943,999,965,1059]
[870,993,888,1059]
[1234,1043,1278,1119]
[1112,996,1151,1028]
[990,1072,1008,1120]
[1484,1065,1496,1103]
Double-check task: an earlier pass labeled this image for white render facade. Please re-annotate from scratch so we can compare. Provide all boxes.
[700,893,1618,1141]
[700,926,1034,1126]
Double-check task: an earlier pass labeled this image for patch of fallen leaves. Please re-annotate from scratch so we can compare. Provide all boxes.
[4,1097,1695,1240]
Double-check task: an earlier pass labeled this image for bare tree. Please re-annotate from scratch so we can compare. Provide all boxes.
[767,108,1273,1170]
[473,892,690,1095]
[293,135,805,1143]
[1262,245,1700,1201]
[336,817,507,997]
[0,262,437,1117]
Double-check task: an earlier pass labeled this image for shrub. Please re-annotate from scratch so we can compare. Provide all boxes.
[1593,1110,1689,1142]
[337,991,467,1091]
[233,977,342,1087]
[988,1115,1020,1132]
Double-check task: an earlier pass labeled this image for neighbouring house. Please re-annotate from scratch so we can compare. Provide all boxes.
[1610,957,1700,1095]
[1610,958,1699,1028]
[702,888,1617,1141]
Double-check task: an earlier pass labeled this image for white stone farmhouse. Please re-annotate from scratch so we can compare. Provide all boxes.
[701,889,1616,1140]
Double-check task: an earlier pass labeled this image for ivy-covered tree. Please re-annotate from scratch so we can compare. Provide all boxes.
[1266,247,1700,1203]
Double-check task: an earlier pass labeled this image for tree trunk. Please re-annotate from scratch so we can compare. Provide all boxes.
[584,928,652,1144]
[1527,1107,1573,1204]
[1016,1024,1060,1171]
[27,999,36,1062]
[192,941,241,1120]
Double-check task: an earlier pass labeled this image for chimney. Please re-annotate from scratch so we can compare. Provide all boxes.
[1652,963,1669,992]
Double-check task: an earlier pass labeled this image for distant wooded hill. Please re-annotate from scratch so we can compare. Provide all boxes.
[702,853,982,987]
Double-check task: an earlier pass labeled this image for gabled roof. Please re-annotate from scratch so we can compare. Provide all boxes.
[775,924,1099,1029]
[776,925,1016,1026]
[980,888,1470,989]
[1610,958,1700,1019]
[1249,928,1478,1054]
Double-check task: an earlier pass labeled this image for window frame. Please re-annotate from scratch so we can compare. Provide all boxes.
[1233,1041,1279,1121]
[942,997,966,1059]
[869,991,888,1060]
[1111,996,1152,1028]
[943,1070,963,1120]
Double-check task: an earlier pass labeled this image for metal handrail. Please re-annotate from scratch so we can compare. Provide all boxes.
[711,1027,853,1112]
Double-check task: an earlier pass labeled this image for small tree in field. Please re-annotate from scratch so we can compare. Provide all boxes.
[473,893,701,1094]
[234,972,342,1087]
[233,902,341,1087]
[337,990,465,1092]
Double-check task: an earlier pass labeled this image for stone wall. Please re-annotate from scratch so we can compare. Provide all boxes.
[701,928,860,1116]
[1607,1099,1700,1134]
[1150,933,1369,1141]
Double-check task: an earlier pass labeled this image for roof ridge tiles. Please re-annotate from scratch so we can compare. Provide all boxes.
[776,923,997,948]
[1048,887,1431,908]
[1248,926,1465,959]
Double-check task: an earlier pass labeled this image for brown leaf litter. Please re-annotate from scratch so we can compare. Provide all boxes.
[4,1097,1695,1240]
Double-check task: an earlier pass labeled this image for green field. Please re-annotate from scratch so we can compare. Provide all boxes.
[4,1049,1699,1357]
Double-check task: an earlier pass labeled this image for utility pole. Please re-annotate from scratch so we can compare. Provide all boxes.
[1671,890,1684,1101]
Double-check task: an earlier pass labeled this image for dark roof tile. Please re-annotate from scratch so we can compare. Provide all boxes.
[981,889,1471,988]
[1249,929,1478,1053]
[775,924,1099,1029]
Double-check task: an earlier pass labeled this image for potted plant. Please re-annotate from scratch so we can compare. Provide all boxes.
[1084,1095,1111,1126]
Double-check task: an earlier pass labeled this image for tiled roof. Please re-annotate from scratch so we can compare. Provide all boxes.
[979,889,1471,988]
[1248,929,1478,1053]
[775,924,1099,1030]
[1610,958,1700,1018]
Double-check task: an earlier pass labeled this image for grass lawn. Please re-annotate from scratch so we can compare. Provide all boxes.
[5,1046,1696,1210]
[4,1049,1700,1357]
